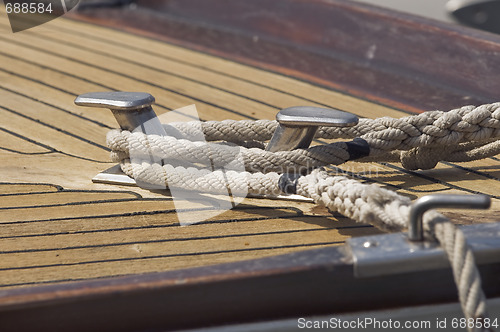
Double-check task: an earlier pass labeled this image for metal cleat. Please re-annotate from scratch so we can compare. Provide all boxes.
[75,91,166,135]
[76,94,359,202]
[75,92,165,186]
[266,106,358,152]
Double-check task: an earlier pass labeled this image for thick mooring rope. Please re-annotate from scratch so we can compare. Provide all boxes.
[163,103,500,144]
[107,103,500,332]
[158,103,500,170]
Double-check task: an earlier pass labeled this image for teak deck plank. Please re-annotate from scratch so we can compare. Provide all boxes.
[0,217,357,252]
[25,24,402,118]
[6,16,404,119]
[0,129,50,154]
[0,191,139,209]
[0,207,336,238]
[0,109,109,160]
[0,85,108,146]
[0,66,115,129]
[0,184,60,195]
[0,3,498,295]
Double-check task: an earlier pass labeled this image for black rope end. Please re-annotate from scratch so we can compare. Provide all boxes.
[345,138,370,160]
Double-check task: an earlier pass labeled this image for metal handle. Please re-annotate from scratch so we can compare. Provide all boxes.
[265,106,359,152]
[74,91,167,136]
[408,194,491,241]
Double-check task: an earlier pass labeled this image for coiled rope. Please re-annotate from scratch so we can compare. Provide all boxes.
[107,103,500,332]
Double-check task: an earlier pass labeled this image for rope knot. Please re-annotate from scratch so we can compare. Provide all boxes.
[400,146,448,170]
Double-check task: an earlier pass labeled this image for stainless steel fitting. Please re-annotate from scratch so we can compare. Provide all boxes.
[75,91,167,136]
[265,106,359,152]
[408,194,491,241]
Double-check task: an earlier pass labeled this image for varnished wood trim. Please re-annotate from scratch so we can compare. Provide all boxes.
[0,245,498,331]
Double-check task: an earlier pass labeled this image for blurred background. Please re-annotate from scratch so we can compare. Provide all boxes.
[352,0,453,23]
[352,0,500,34]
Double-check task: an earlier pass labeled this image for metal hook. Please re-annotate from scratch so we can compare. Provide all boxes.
[408,194,491,241]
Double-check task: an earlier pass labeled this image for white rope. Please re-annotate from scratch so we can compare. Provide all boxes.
[109,102,500,185]
[119,159,282,196]
[166,103,500,145]
[159,103,500,170]
[107,130,352,174]
[431,219,490,330]
[107,103,499,331]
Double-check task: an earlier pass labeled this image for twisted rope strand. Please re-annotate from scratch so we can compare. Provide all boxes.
[151,103,500,170]
[119,159,282,196]
[165,103,500,147]
[107,130,352,173]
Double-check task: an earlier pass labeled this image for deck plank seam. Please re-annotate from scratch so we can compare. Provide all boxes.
[0,240,345,273]
[0,32,269,120]
[0,105,110,152]
[381,162,500,199]
[0,227,353,255]
[38,17,386,112]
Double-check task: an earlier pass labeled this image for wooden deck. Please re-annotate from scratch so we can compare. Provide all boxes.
[0,1,499,295]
